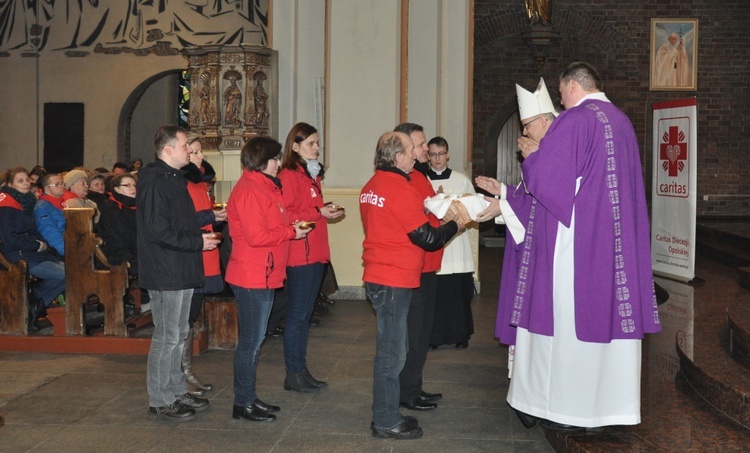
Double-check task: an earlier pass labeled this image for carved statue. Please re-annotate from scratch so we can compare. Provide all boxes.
[223,71,242,126]
[252,71,269,126]
[525,0,553,26]
[199,71,211,125]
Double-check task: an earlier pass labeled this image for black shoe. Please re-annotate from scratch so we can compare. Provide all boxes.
[514,409,538,428]
[267,326,284,337]
[233,404,276,422]
[371,420,423,439]
[420,391,442,402]
[302,367,328,388]
[284,370,318,393]
[400,397,437,411]
[370,415,418,431]
[540,419,583,430]
[175,393,210,412]
[309,317,321,327]
[253,398,280,413]
[428,345,438,350]
[455,341,469,349]
[148,403,196,421]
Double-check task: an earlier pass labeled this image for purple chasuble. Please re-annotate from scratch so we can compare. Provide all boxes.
[495,98,661,344]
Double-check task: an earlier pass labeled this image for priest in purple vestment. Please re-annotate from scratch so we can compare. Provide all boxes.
[475,62,661,430]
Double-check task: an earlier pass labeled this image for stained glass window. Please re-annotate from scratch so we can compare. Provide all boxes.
[178,70,190,126]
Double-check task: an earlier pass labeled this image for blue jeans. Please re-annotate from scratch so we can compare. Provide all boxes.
[284,262,325,372]
[366,282,412,429]
[146,289,193,407]
[29,260,66,306]
[232,285,274,407]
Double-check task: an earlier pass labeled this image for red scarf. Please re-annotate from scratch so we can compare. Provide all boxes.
[40,194,65,210]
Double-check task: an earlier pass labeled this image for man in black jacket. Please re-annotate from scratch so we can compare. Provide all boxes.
[138,125,220,421]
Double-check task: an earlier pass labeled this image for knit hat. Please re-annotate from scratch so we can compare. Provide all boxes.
[63,169,88,190]
[88,173,106,185]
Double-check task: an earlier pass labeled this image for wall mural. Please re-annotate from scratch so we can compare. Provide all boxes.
[0,0,268,56]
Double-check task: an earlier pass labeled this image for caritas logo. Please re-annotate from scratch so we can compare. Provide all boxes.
[656,120,689,198]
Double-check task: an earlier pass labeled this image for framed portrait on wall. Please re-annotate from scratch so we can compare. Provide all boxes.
[650,19,698,91]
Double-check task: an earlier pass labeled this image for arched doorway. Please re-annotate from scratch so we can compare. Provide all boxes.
[118,70,184,167]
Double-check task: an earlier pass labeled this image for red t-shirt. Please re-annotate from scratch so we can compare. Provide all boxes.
[360,169,429,288]
[408,169,443,272]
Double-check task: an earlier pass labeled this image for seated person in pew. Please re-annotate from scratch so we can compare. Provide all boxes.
[0,167,66,329]
[98,174,150,314]
[34,173,66,257]
[63,169,101,224]
[86,173,109,210]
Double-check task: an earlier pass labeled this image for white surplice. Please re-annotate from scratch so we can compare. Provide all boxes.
[505,178,642,428]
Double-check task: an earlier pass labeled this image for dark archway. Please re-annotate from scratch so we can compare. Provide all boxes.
[117,70,183,166]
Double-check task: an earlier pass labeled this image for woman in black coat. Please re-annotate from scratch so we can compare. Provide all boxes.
[98,174,149,312]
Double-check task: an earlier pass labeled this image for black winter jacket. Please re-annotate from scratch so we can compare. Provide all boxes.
[136,159,204,290]
[99,191,137,271]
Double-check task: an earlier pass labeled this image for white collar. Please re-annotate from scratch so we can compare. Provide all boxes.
[574,91,610,107]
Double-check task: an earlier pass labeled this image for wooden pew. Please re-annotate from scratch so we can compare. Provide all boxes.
[64,208,129,336]
[0,248,29,335]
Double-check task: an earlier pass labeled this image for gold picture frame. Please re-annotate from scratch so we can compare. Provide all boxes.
[650,19,698,91]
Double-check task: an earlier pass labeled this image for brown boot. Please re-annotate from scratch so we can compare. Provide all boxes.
[182,329,213,396]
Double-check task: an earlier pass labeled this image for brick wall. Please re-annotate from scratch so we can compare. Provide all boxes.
[473,0,750,216]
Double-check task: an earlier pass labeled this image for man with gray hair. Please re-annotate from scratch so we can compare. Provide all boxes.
[360,131,461,440]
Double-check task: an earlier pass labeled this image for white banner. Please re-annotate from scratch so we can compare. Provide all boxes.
[651,98,697,282]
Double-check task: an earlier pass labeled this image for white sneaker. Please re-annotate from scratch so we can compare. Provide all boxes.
[140,302,151,315]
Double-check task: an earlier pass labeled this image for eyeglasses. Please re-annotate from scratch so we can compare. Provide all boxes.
[428,151,448,158]
[118,184,137,188]
[522,116,542,130]
[46,182,64,187]
[273,155,282,161]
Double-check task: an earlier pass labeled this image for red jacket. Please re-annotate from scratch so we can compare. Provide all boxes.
[278,165,331,267]
[360,169,429,288]
[226,170,296,289]
[409,169,443,273]
[186,179,221,277]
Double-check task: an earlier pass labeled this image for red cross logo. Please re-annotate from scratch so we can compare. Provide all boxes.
[659,126,687,177]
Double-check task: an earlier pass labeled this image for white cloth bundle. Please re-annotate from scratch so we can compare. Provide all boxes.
[424,193,490,222]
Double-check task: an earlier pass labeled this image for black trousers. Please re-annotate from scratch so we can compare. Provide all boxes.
[399,271,437,403]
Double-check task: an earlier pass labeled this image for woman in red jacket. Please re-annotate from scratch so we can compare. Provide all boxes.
[278,123,345,392]
[227,137,310,422]
[183,134,227,396]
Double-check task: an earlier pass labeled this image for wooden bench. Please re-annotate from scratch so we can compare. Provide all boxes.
[64,208,129,336]
[0,248,29,335]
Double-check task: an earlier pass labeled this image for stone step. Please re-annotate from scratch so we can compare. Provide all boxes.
[739,267,750,291]
[676,265,750,431]
[696,223,750,269]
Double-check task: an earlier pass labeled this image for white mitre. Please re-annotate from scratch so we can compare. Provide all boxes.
[516,78,559,121]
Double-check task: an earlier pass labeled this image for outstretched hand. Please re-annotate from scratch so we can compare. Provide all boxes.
[475,197,501,223]
[474,176,502,196]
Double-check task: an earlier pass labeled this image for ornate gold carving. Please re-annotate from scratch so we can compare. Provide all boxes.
[223,68,243,127]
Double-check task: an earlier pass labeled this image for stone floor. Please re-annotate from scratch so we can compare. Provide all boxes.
[0,246,552,453]
[3,237,750,452]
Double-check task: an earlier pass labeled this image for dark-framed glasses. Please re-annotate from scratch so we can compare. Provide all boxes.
[522,116,542,130]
